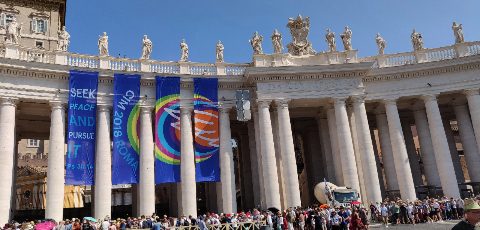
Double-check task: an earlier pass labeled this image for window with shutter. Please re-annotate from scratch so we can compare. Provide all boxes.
[44,20,48,33]
[0,13,5,28]
[5,14,14,24]
[31,19,37,33]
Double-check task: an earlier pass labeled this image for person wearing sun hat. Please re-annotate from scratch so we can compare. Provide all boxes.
[452,198,480,230]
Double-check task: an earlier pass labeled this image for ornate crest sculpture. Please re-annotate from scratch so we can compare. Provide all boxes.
[286,15,315,56]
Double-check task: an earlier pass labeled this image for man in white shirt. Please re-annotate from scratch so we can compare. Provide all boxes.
[380,203,389,227]
[101,217,110,230]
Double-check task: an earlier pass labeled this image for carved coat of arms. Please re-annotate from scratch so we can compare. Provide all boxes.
[286,15,315,56]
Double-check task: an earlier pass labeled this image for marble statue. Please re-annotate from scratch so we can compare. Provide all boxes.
[141,35,153,60]
[452,22,464,44]
[180,39,189,62]
[57,26,70,51]
[340,26,352,51]
[6,17,21,44]
[271,29,283,54]
[98,32,109,56]
[249,31,263,55]
[375,33,386,55]
[216,40,224,63]
[325,28,336,52]
[286,15,315,56]
[411,29,424,51]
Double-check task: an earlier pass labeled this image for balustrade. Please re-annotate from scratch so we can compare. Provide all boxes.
[67,53,100,68]
[384,52,417,67]
[1,41,480,72]
[467,42,480,55]
[424,46,456,62]
[18,47,55,64]
[150,61,180,74]
[189,64,217,75]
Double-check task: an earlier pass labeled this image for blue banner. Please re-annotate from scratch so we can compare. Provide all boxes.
[112,74,141,185]
[65,70,98,185]
[154,76,181,183]
[193,78,220,182]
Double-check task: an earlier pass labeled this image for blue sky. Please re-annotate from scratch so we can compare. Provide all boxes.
[66,0,479,63]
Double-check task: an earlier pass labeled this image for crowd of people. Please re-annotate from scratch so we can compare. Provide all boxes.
[3,196,480,230]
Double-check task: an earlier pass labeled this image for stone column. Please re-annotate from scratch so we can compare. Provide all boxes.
[401,119,424,186]
[247,122,261,207]
[271,111,286,209]
[253,109,266,209]
[257,100,281,209]
[442,118,465,184]
[239,132,254,209]
[413,109,441,187]
[464,89,480,157]
[422,95,460,198]
[0,98,16,224]
[179,105,197,216]
[352,97,382,203]
[370,129,386,197]
[454,104,480,182]
[375,113,399,190]
[326,106,343,185]
[348,108,367,203]
[45,100,65,221]
[275,100,302,208]
[384,99,416,200]
[317,115,335,183]
[94,105,112,219]
[333,98,360,191]
[218,105,237,213]
[138,105,155,216]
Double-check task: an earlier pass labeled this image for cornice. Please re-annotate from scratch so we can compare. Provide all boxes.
[363,54,480,82]
[0,61,246,89]
[245,62,372,82]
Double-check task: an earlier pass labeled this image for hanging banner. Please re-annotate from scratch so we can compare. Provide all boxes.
[66,70,98,185]
[193,78,220,182]
[154,76,181,183]
[112,74,141,184]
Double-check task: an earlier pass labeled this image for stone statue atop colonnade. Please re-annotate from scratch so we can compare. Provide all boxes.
[286,15,315,56]
[98,32,109,56]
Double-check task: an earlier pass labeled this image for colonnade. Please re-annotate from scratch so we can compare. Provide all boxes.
[2,89,480,224]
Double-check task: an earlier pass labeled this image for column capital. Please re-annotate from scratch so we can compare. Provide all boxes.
[332,97,347,105]
[464,88,479,97]
[256,99,271,109]
[421,94,438,102]
[218,102,232,113]
[351,95,366,104]
[0,97,18,107]
[49,100,66,110]
[275,99,290,109]
[383,98,398,106]
[180,104,193,114]
[97,104,112,112]
[139,105,154,113]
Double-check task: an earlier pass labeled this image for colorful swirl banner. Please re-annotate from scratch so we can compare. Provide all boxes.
[193,78,220,182]
[112,74,141,185]
[154,76,181,184]
[65,70,98,185]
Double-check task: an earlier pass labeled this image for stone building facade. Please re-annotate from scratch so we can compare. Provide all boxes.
[0,0,480,224]
[0,0,66,50]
